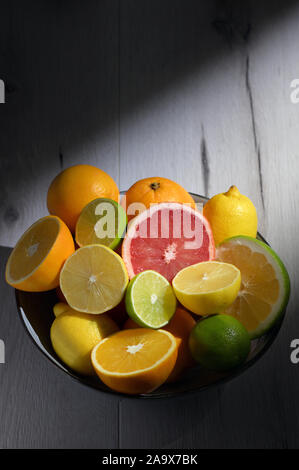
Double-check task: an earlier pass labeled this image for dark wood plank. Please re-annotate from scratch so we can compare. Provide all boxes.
[120,335,299,449]
[0,0,121,449]
[0,0,120,247]
[0,246,119,449]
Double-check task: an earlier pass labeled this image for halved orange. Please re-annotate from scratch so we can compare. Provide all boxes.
[5,215,75,292]
[123,307,196,382]
[91,329,178,394]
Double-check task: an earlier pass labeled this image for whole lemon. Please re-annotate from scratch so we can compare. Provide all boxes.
[53,302,70,317]
[203,186,257,245]
[50,308,119,375]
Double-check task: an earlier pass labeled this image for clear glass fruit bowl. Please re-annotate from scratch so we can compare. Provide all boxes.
[15,192,286,399]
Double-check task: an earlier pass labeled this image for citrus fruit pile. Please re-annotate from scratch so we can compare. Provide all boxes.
[5,165,290,395]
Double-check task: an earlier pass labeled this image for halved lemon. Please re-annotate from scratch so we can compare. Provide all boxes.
[60,244,128,314]
[5,215,75,292]
[216,236,290,338]
[172,261,241,315]
[91,328,178,394]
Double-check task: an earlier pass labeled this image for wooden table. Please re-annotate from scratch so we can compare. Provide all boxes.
[0,0,298,448]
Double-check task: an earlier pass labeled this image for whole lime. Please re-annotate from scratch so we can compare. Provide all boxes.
[203,185,257,245]
[189,314,250,372]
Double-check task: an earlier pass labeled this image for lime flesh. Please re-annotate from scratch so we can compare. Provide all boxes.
[75,198,127,250]
[125,270,177,328]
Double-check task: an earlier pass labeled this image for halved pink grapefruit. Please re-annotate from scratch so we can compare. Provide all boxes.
[122,203,215,282]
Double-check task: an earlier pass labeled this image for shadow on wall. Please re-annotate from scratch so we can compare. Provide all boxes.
[0,0,298,231]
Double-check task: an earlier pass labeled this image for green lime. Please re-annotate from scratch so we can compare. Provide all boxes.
[75,198,127,250]
[125,270,177,328]
[189,314,250,371]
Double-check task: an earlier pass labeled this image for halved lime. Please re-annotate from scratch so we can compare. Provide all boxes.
[216,235,290,338]
[125,270,177,328]
[75,198,127,250]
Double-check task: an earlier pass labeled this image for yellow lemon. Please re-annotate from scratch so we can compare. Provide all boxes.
[203,186,258,245]
[172,261,241,315]
[50,308,119,375]
[60,244,129,314]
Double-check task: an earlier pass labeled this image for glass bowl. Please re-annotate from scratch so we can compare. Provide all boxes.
[15,192,285,399]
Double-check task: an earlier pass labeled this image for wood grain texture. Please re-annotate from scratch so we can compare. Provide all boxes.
[1,0,299,449]
[0,247,119,449]
[0,0,120,247]
[120,346,299,449]
[118,0,299,448]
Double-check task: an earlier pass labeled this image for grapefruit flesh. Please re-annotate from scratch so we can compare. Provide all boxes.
[122,203,215,282]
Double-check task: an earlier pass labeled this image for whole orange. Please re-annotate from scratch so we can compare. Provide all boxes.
[123,318,139,329]
[47,164,119,232]
[123,306,196,382]
[124,176,196,220]
[105,298,128,328]
[164,307,196,382]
